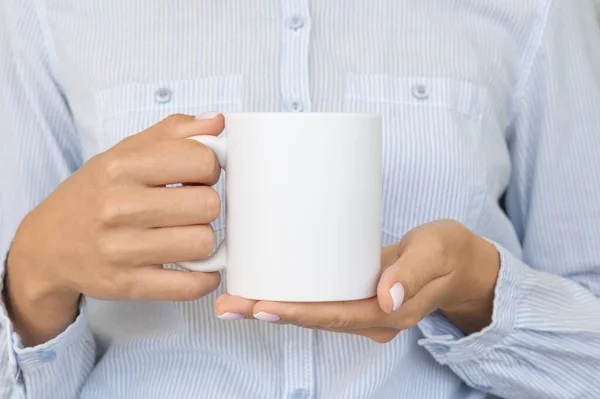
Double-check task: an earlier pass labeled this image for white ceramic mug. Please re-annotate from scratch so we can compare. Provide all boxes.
[179,113,382,302]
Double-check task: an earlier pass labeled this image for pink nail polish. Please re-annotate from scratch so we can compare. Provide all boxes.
[253,312,280,322]
[217,312,244,321]
[389,282,405,311]
[195,112,220,120]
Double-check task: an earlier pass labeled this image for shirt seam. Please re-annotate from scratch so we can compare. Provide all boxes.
[345,96,483,121]
[31,0,66,94]
[509,0,556,122]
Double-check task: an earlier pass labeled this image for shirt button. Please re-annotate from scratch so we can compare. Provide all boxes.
[286,100,304,112]
[412,84,430,100]
[154,87,172,104]
[289,388,310,399]
[38,349,57,363]
[286,15,305,31]
[430,344,449,355]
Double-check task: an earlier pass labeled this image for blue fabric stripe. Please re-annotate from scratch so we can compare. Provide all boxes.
[2,1,600,398]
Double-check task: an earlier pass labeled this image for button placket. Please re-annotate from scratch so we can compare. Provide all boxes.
[286,15,305,31]
[286,99,304,112]
[280,0,311,113]
[280,1,314,396]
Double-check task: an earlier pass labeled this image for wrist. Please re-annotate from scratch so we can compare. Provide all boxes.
[440,295,494,335]
[440,233,500,334]
[8,213,79,304]
[4,249,80,347]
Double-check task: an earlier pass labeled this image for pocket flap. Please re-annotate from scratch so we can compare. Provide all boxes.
[345,74,482,119]
[96,76,242,119]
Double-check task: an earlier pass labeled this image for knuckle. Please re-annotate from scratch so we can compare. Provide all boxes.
[164,113,187,125]
[97,194,124,226]
[97,235,128,264]
[100,151,130,182]
[163,114,190,136]
[115,273,143,300]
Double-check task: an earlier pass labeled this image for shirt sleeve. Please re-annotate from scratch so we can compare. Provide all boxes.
[0,0,96,398]
[417,1,600,398]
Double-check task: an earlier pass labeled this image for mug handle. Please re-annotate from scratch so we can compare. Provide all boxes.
[176,135,228,272]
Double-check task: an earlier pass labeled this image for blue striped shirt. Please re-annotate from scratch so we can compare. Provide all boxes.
[2,1,600,398]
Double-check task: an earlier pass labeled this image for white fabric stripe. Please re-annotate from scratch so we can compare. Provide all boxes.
[2,0,600,398]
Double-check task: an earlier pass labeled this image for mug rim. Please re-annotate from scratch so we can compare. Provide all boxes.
[224,112,380,119]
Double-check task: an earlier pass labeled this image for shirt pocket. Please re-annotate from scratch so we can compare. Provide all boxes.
[344,74,485,242]
[94,75,242,233]
[95,76,241,148]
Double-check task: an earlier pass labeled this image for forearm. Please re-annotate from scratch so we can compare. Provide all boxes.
[1,0,83,350]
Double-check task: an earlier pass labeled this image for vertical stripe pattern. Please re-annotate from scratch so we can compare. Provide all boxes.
[2,0,600,398]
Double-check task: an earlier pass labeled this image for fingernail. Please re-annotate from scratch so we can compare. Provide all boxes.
[253,312,280,322]
[389,282,405,311]
[195,112,220,120]
[217,312,244,321]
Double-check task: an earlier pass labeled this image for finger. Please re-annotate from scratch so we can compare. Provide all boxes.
[251,299,391,330]
[102,225,215,266]
[98,185,221,228]
[170,112,225,139]
[342,327,399,343]
[377,246,450,314]
[123,267,221,301]
[306,326,399,343]
[132,113,225,142]
[103,138,222,186]
[214,294,257,319]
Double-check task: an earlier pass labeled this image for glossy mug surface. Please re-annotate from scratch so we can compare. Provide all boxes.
[179,112,382,302]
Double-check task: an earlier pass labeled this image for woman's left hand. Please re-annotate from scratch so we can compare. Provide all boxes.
[215,219,501,343]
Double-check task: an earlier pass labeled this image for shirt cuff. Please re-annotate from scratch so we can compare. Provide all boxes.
[1,252,92,385]
[416,241,527,364]
[10,301,89,371]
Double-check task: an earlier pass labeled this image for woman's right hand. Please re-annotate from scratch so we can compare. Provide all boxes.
[5,113,224,346]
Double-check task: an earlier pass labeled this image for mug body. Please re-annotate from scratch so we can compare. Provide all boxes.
[224,112,382,302]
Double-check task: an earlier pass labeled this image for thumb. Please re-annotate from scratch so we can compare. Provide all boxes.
[132,112,225,143]
[186,112,225,138]
[193,112,225,136]
[376,247,446,314]
[165,112,226,139]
